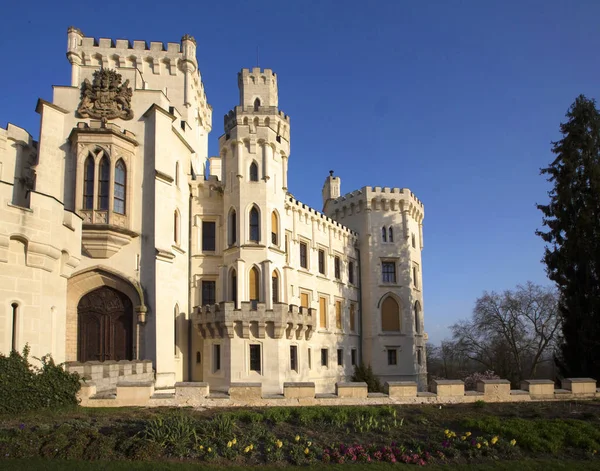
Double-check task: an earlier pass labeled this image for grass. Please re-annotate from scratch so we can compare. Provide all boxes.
[1,400,599,467]
[4,458,600,470]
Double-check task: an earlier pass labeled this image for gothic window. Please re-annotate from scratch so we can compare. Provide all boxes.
[334,256,341,280]
[415,301,422,334]
[271,211,279,245]
[389,227,394,242]
[114,160,126,214]
[83,156,94,210]
[228,209,237,246]
[381,296,401,332]
[249,162,259,181]
[350,303,356,332]
[11,303,19,352]
[174,210,180,244]
[249,344,261,372]
[318,249,325,274]
[98,156,110,210]
[290,345,298,372]
[348,261,355,284]
[249,266,259,309]
[174,304,179,357]
[249,206,260,242]
[175,161,179,186]
[382,226,387,242]
[272,271,279,304]
[387,349,398,365]
[202,281,216,306]
[254,98,260,111]
[230,269,237,304]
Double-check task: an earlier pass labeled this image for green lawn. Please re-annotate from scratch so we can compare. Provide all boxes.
[4,458,600,471]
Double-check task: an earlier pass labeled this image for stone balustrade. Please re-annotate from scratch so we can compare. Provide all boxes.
[76,377,600,408]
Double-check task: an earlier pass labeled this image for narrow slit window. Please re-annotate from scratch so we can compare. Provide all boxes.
[83,156,94,210]
[98,156,110,210]
[114,160,126,215]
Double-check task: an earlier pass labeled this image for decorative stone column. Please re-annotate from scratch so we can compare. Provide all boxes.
[281,155,288,190]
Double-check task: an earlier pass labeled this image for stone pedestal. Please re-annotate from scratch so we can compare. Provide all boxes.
[229,382,262,401]
[283,382,315,399]
[432,379,464,397]
[521,379,555,396]
[385,381,417,398]
[477,379,511,399]
[561,378,597,395]
[336,382,368,398]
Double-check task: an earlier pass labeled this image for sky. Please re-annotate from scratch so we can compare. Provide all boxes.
[1,0,599,344]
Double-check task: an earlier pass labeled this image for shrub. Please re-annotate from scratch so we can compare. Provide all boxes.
[351,363,383,392]
[0,345,81,414]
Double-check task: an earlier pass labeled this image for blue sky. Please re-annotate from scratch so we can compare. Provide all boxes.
[2,1,598,344]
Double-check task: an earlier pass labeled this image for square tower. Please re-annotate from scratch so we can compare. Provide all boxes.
[238,68,278,109]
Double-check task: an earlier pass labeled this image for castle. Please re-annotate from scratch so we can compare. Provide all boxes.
[0,28,427,394]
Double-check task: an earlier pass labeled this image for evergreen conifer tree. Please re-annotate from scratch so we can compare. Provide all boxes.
[537,95,600,379]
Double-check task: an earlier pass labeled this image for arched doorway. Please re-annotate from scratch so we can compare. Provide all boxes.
[77,286,133,362]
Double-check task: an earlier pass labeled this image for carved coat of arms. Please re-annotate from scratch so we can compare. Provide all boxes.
[77,69,134,120]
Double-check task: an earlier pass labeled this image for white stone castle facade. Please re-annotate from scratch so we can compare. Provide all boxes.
[0,28,427,393]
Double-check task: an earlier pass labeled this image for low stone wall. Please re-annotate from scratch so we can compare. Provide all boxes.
[66,360,154,392]
[77,377,599,408]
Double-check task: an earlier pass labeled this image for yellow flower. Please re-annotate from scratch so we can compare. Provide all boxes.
[510,439,516,446]
[461,436,467,441]
[476,443,481,449]
[444,429,450,436]
[250,444,254,451]
[207,447,212,453]
[227,441,232,448]
[244,446,251,453]
[491,437,498,445]
[483,440,489,447]
[465,432,471,437]
[307,441,312,447]
[232,438,237,445]
[199,445,204,450]
[295,435,300,442]
[276,440,283,448]
[304,448,310,455]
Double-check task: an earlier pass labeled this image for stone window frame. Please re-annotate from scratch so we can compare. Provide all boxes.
[75,144,133,228]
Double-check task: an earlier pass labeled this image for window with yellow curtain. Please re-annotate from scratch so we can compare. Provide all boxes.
[249,267,259,309]
[271,211,279,245]
[381,297,401,331]
[300,292,309,314]
[319,297,327,328]
[335,300,342,329]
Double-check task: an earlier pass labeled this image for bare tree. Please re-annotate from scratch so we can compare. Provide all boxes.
[451,282,560,384]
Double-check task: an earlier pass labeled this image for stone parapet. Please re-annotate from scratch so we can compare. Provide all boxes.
[432,379,465,397]
[521,379,555,396]
[561,378,597,395]
[66,360,154,392]
[386,381,418,398]
[229,382,262,401]
[116,381,154,406]
[283,382,316,399]
[336,382,368,398]
[175,382,209,406]
[477,379,511,399]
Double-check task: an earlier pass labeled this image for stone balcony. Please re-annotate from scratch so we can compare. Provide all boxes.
[193,301,315,340]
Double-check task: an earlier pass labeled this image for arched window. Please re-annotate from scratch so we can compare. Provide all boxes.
[83,156,94,210]
[114,159,126,215]
[228,208,237,246]
[382,226,387,242]
[231,269,237,304]
[271,211,279,245]
[98,156,110,210]
[414,301,422,334]
[254,98,261,111]
[381,296,401,332]
[249,162,259,181]
[174,304,179,357]
[249,267,260,309]
[249,206,260,242]
[389,227,394,242]
[11,302,19,352]
[272,270,279,303]
[174,210,180,244]
[175,161,180,186]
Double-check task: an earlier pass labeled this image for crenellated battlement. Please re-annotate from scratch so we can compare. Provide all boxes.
[223,106,290,132]
[330,185,424,223]
[285,195,358,239]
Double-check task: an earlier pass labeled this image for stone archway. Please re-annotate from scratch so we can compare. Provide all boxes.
[77,286,133,362]
[66,267,146,362]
